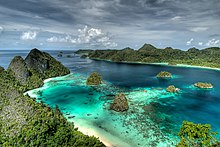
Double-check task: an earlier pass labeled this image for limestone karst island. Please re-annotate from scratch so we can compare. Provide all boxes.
[1,0,220,147]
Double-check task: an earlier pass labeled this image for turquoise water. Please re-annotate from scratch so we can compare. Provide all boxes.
[25,69,220,146]
[3,50,219,146]
[26,73,179,146]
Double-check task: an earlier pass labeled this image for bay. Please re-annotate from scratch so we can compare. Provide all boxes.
[1,50,220,146]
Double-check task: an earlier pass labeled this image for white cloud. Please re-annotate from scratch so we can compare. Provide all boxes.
[171,16,182,21]
[47,35,72,43]
[186,38,194,46]
[205,39,220,47]
[47,26,117,48]
[198,42,203,46]
[190,27,208,32]
[47,36,58,42]
[20,31,37,40]
[0,26,3,33]
[77,26,117,47]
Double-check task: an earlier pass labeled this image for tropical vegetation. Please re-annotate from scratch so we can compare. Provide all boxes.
[194,82,213,89]
[0,49,105,146]
[76,44,220,68]
[177,121,218,147]
[157,71,172,78]
[86,72,102,85]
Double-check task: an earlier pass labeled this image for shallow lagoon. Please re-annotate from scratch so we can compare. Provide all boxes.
[26,54,220,146]
[26,73,179,146]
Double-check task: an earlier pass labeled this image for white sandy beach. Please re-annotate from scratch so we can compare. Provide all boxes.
[72,119,132,147]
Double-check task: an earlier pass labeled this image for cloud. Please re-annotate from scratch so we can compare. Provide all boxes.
[75,26,117,47]
[198,42,203,46]
[190,27,208,32]
[20,31,37,40]
[205,39,220,47]
[0,0,220,50]
[186,38,194,46]
[0,26,3,33]
[171,16,182,21]
[47,35,72,43]
[47,26,117,48]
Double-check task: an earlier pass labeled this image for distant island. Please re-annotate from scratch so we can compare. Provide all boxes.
[75,44,220,69]
[0,49,104,146]
[194,82,214,89]
[156,71,172,79]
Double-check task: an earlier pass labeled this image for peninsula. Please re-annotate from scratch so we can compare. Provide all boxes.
[75,44,220,69]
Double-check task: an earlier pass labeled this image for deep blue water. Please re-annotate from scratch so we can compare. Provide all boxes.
[1,50,220,146]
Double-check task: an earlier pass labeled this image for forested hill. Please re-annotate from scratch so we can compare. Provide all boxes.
[76,44,220,68]
[0,49,105,147]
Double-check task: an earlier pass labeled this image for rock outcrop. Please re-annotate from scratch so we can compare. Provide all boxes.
[8,56,30,84]
[86,72,102,85]
[25,48,70,76]
[7,48,70,88]
[194,82,213,89]
[25,48,49,73]
[166,85,180,93]
[110,93,129,112]
[157,71,172,78]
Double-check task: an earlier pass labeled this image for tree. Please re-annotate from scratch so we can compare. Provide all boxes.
[177,121,218,147]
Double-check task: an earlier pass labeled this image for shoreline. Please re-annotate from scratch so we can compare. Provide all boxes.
[91,58,220,71]
[24,61,219,147]
[25,75,132,147]
[74,123,113,147]
[69,119,132,147]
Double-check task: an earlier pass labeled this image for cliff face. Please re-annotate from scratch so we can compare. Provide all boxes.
[86,72,102,85]
[25,49,49,73]
[7,48,70,87]
[25,48,70,76]
[8,56,30,85]
[110,93,129,112]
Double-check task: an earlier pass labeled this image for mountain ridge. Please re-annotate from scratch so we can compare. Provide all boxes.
[75,44,220,68]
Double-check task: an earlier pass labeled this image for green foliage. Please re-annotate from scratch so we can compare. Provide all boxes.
[156,71,172,78]
[177,121,218,147]
[86,72,102,85]
[0,66,4,72]
[0,50,105,147]
[166,85,178,92]
[194,82,213,89]
[78,45,220,69]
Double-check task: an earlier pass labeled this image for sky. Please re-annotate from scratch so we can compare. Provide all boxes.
[0,0,219,50]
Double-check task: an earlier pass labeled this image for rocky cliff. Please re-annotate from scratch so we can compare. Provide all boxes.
[110,93,129,112]
[86,72,102,85]
[7,48,70,88]
[25,49,49,73]
[25,48,70,76]
[8,56,30,85]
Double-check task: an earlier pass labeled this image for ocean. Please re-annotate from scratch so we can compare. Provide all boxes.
[1,49,220,146]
